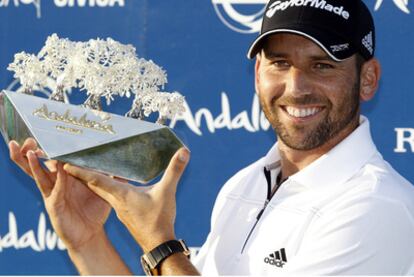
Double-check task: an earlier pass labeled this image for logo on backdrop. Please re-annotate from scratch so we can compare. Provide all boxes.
[212,0,411,34]
[211,0,268,33]
[0,0,125,19]
[375,0,410,14]
[394,128,414,153]
[0,212,65,252]
[169,92,270,136]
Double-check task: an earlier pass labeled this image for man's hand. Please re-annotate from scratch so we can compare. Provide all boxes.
[9,138,131,275]
[64,147,189,252]
[9,138,111,249]
[64,147,200,275]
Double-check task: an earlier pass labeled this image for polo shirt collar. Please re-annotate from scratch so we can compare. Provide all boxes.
[263,116,378,189]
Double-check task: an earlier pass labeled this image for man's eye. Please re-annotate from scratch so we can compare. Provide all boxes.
[272,60,290,68]
[314,63,334,70]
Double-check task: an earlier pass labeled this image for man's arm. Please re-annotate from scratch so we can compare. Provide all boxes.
[67,230,131,275]
[159,253,200,275]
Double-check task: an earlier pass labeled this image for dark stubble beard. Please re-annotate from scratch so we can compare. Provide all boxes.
[261,79,361,151]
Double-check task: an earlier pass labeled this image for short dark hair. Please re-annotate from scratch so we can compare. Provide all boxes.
[355,54,366,76]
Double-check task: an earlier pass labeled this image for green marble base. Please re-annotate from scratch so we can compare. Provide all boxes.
[57,128,184,183]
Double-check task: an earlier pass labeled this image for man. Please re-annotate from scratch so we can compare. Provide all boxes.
[8,0,414,275]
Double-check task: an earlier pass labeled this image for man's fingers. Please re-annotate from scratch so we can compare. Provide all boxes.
[63,164,130,204]
[53,162,67,200]
[44,160,58,172]
[27,150,54,197]
[20,138,38,154]
[9,140,33,178]
[35,149,46,158]
[159,147,190,194]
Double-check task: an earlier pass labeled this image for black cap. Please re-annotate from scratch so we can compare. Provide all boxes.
[247,0,375,61]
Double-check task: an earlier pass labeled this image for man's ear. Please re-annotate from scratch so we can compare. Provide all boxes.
[360,58,381,101]
[255,54,262,95]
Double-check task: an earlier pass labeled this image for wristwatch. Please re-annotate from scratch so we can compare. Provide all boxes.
[141,239,191,276]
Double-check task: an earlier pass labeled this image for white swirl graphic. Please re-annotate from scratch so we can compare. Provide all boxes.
[212,0,268,34]
[375,0,410,13]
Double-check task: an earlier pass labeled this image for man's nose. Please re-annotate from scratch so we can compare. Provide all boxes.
[285,67,312,96]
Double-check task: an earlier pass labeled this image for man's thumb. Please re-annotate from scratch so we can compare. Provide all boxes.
[159,147,190,193]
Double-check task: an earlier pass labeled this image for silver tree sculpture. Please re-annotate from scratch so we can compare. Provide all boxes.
[126,58,168,120]
[7,34,186,125]
[78,37,139,110]
[37,34,80,102]
[7,52,48,95]
[153,92,186,125]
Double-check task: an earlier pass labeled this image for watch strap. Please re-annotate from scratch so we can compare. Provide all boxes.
[142,239,190,274]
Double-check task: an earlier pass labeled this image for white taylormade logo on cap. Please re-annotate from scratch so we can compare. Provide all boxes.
[266,0,350,20]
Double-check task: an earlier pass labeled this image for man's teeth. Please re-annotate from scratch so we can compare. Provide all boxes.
[285,107,320,118]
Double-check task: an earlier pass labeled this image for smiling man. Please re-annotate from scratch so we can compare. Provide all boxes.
[8,0,414,275]
[192,0,414,274]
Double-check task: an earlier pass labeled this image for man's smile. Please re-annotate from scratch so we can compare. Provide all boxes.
[280,105,325,122]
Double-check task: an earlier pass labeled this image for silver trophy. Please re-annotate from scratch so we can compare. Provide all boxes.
[1,34,186,183]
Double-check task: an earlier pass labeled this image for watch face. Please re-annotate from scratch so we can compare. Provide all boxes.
[140,256,153,276]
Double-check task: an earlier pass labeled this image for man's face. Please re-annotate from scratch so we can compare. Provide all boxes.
[256,33,361,151]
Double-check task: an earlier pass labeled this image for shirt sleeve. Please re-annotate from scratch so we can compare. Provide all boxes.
[284,196,414,275]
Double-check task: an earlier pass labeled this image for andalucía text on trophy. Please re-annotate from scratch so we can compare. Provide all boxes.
[1,34,187,183]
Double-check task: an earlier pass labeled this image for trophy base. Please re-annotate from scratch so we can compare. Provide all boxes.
[56,128,183,183]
